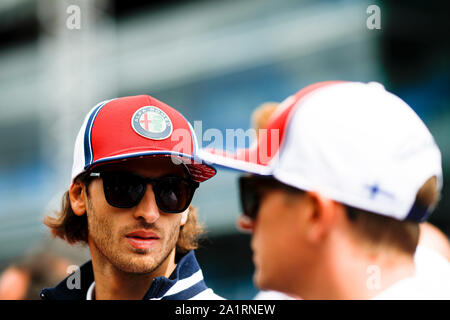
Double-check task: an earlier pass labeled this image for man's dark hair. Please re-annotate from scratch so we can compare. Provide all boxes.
[344,176,439,255]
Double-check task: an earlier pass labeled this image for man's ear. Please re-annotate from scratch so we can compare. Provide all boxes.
[69,181,87,216]
[304,191,338,243]
[180,207,189,226]
[236,215,255,233]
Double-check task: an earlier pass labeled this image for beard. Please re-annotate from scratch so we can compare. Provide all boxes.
[86,198,180,274]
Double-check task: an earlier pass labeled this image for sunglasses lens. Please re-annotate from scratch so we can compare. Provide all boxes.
[102,173,145,208]
[100,172,196,212]
[155,177,195,213]
[239,177,260,219]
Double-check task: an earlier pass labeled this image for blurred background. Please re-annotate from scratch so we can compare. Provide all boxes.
[0,0,449,299]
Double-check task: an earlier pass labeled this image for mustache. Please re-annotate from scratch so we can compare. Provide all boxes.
[122,222,162,235]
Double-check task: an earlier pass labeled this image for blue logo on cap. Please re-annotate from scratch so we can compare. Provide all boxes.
[132,106,173,140]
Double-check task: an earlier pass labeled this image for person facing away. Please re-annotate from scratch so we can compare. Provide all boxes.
[41,95,223,300]
[252,99,450,300]
[199,81,450,299]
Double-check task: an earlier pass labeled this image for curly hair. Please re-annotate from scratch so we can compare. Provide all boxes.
[43,189,204,255]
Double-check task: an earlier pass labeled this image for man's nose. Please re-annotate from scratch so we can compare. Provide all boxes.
[236,215,255,233]
[133,185,160,223]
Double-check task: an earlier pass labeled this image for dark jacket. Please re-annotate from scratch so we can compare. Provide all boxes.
[40,250,222,300]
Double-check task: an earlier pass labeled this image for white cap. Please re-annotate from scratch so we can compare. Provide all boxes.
[199,81,443,221]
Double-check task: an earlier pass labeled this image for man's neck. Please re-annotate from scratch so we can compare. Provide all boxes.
[296,242,416,300]
[90,249,178,300]
[326,246,416,299]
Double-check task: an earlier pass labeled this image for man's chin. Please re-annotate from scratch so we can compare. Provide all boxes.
[253,268,266,289]
[114,256,160,274]
[252,257,267,287]
[129,247,155,255]
[253,268,277,292]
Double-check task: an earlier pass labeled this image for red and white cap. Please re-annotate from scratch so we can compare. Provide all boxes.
[198,81,443,222]
[72,95,216,183]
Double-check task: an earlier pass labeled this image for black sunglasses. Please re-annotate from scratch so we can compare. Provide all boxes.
[239,175,303,220]
[89,171,199,213]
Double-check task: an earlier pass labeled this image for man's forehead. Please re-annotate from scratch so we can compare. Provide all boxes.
[95,156,188,176]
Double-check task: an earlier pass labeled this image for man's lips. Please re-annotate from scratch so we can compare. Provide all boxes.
[126,230,160,239]
[125,230,160,250]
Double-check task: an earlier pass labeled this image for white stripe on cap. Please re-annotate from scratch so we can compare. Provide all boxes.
[71,99,115,182]
[197,148,273,176]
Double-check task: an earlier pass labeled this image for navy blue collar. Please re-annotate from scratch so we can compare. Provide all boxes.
[40,250,208,300]
[144,250,208,300]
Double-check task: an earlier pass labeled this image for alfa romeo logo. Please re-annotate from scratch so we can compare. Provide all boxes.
[132,106,173,140]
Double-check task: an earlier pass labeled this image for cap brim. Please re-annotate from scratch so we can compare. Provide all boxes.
[85,151,217,183]
[197,148,273,176]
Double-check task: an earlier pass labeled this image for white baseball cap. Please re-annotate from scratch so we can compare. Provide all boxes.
[198,81,443,222]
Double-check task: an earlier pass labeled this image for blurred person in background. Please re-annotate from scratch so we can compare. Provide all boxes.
[40,95,222,300]
[0,252,72,300]
[249,102,297,301]
[413,222,450,290]
[200,81,450,299]
[249,97,450,300]
[250,102,450,266]
[418,222,450,261]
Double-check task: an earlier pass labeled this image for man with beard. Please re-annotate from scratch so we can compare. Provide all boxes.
[40,95,222,300]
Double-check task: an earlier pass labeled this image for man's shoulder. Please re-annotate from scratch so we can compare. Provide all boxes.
[40,260,94,300]
[373,253,450,301]
[373,276,450,300]
[189,288,225,300]
[40,252,226,300]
